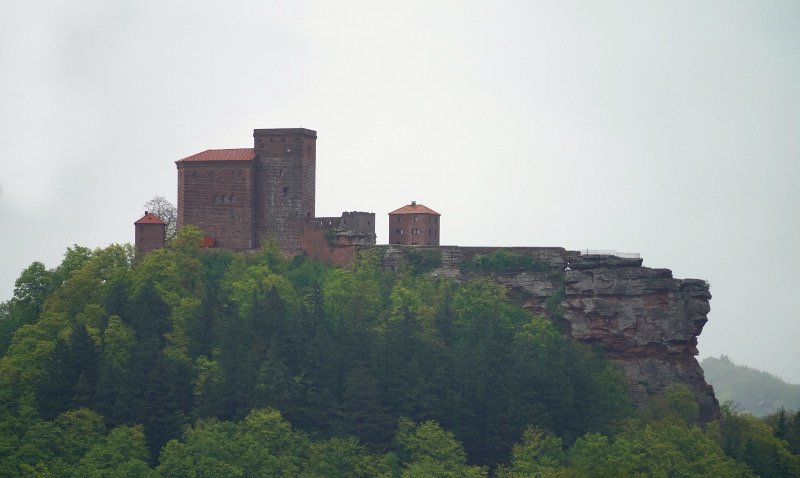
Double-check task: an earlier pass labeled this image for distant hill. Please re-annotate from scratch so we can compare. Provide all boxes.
[702,355,800,416]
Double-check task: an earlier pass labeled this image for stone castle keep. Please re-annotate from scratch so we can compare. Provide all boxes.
[134,126,718,420]
[173,128,376,264]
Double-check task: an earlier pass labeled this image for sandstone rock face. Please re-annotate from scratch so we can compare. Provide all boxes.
[377,245,719,421]
[560,256,718,421]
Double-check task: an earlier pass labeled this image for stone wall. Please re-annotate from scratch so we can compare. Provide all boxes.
[303,211,377,266]
[176,161,255,249]
[389,213,440,245]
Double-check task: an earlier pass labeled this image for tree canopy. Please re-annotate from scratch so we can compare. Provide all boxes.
[0,230,797,476]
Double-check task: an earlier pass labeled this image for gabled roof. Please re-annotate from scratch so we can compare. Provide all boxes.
[177,148,256,162]
[389,202,441,216]
[135,212,166,225]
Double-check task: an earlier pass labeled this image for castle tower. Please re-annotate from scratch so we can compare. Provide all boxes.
[134,211,166,257]
[388,201,441,246]
[175,127,323,254]
[253,128,317,253]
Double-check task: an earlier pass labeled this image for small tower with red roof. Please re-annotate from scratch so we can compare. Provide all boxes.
[134,211,166,258]
[388,201,441,246]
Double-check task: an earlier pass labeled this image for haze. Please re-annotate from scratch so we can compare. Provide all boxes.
[1,1,798,383]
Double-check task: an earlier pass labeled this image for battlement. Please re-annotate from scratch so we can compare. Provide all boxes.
[312,211,375,235]
[253,128,317,139]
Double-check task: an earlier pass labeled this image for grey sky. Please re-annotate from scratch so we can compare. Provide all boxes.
[1,1,798,382]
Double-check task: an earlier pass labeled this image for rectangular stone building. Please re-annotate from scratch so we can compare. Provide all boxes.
[176,128,375,255]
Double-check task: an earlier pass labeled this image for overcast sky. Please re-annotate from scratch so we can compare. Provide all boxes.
[1,1,798,383]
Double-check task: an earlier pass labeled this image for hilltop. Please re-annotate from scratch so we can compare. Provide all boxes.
[2,231,799,475]
[702,355,800,416]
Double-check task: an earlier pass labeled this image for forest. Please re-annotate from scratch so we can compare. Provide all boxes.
[1,227,798,477]
[702,355,800,417]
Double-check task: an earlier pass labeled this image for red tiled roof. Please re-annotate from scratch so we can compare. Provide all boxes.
[134,212,166,225]
[200,236,217,248]
[389,203,441,216]
[177,148,256,162]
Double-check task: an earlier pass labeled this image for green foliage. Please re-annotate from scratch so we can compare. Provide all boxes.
[641,383,701,426]
[462,249,549,274]
[498,403,758,477]
[7,243,797,475]
[702,355,800,416]
[13,409,107,477]
[78,425,155,478]
[544,288,566,317]
[497,426,565,477]
[395,418,487,478]
[1,243,630,470]
[718,403,800,477]
[403,248,443,275]
[764,407,800,455]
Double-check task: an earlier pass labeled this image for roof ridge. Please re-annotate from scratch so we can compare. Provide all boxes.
[178,148,256,162]
[388,203,441,216]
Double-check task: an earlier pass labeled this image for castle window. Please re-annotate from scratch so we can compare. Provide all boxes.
[282,186,288,197]
[412,228,420,235]
[413,216,418,222]
[396,229,404,235]
[397,217,401,223]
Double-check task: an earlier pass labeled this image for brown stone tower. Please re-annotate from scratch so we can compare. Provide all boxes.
[388,201,441,245]
[134,211,166,257]
[176,128,318,253]
[253,128,316,253]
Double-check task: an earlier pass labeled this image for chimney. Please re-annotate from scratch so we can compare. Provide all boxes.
[411,201,416,206]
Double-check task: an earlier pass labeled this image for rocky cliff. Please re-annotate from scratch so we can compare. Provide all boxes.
[377,245,719,421]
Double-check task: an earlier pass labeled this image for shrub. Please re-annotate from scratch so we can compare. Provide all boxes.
[463,249,548,274]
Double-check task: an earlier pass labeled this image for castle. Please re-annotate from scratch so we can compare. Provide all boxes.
[135,128,375,264]
[133,127,718,420]
[135,127,446,261]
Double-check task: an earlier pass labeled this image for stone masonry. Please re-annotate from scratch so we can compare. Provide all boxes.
[134,211,166,258]
[176,128,375,254]
[388,201,441,246]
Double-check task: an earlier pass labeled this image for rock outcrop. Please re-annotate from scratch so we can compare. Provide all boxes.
[560,254,717,421]
[377,245,719,421]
